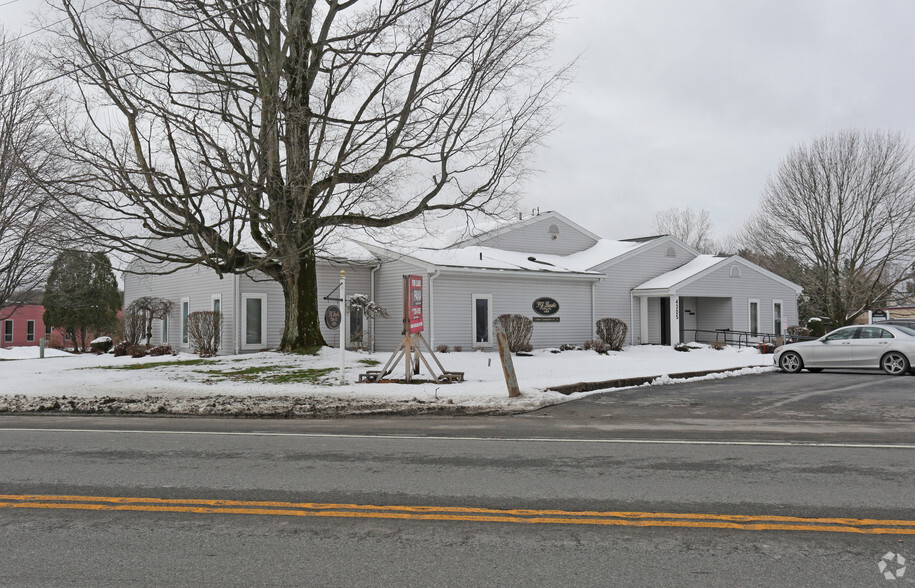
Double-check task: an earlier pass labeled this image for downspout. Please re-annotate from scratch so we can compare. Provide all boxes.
[370,264,380,353]
[591,278,601,341]
[429,270,441,349]
[233,273,240,355]
[629,289,634,346]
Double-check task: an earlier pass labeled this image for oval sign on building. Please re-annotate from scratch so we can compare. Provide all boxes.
[324,305,342,329]
[532,297,560,316]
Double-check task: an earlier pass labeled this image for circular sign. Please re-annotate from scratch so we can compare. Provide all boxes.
[324,305,342,329]
[532,297,560,316]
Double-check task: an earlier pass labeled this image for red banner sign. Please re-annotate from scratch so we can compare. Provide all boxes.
[406,275,424,334]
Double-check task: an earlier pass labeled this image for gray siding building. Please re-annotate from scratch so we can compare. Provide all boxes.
[124,211,801,353]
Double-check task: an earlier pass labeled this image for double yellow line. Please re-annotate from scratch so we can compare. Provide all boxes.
[1,494,914,535]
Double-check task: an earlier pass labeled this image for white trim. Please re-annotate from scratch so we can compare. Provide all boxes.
[26,320,35,342]
[748,298,760,336]
[180,298,190,347]
[772,299,783,336]
[241,293,268,350]
[471,293,493,348]
[3,319,12,343]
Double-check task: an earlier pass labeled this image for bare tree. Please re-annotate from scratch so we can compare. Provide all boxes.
[42,0,568,352]
[0,31,61,318]
[651,207,716,253]
[742,130,915,326]
[126,296,175,346]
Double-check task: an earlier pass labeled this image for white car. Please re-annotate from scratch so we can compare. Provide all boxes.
[774,324,915,376]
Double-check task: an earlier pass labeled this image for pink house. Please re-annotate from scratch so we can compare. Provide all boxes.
[0,304,67,348]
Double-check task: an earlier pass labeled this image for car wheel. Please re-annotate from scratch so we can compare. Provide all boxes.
[778,351,803,373]
[881,352,910,376]
[806,368,823,373]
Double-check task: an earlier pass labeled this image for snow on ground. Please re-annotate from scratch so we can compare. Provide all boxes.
[0,344,774,416]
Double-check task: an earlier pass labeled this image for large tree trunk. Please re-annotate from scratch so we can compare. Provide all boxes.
[279,248,327,353]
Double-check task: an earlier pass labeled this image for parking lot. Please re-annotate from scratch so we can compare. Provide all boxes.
[529,370,915,443]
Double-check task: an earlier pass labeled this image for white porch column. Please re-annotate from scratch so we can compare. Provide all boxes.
[639,296,648,344]
[670,294,681,346]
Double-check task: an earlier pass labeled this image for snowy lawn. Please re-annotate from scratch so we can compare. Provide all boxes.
[0,344,774,416]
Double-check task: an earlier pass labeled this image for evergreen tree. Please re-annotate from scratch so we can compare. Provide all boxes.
[43,251,120,351]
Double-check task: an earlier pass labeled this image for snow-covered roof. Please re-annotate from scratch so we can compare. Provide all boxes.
[561,239,652,270]
[634,255,727,291]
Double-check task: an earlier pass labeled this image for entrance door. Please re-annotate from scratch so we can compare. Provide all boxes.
[660,298,670,346]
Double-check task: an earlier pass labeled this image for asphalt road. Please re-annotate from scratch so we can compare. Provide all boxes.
[0,370,913,586]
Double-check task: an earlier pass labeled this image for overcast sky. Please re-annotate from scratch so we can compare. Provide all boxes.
[4,0,915,242]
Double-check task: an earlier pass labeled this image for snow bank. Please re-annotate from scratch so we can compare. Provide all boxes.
[0,344,774,416]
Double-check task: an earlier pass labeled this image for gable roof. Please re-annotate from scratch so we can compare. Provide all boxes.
[450,210,602,248]
[633,255,804,294]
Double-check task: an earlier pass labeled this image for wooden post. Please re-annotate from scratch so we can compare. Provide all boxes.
[339,271,346,384]
[493,320,521,397]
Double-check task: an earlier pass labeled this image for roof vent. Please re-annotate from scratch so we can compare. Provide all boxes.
[548,224,560,240]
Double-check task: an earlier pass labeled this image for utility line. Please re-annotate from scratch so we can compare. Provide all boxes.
[0,0,257,100]
[0,0,109,50]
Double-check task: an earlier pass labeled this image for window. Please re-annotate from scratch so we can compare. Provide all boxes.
[772,300,783,336]
[748,299,759,337]
[181,298,190,345]
[472,294,492,347]
[665,247,676,258]
[45,323,52,338]
[825,327,857,341]
[859,326,893,339]
[26,320,35,342]
[3,320,12,342]
[212,294,221,314]
[161,314,169,344]
[242,294,267,348]
[348,307,364,349]
[730,266,742,278]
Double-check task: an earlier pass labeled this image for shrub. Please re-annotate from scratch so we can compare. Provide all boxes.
[453,345,462,353]
[585,339,608,355]
[757,342,775,354]
[147,344,175,357]
[493,314,533,353]
[559,343,579,351]
[187,311,221,357]
[435,344,450,353]
[595,317,628,351]
[674,342,690,352]
[122,306,145,345]
[709,340,726,350]
[113,341,146,357]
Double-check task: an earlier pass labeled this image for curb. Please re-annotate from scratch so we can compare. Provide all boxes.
[546,367,754,395]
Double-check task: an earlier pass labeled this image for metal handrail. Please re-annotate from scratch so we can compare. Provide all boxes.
[681,328,816,348]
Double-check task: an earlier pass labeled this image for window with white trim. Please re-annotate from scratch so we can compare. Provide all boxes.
[3,320,12,342]
[181,298,190,345]
[161,314,169,344]
[772,300,783,336]
[242,293,267,348]
[749,299,760,337]
[26,320,35,342]
[472,294,492,348]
